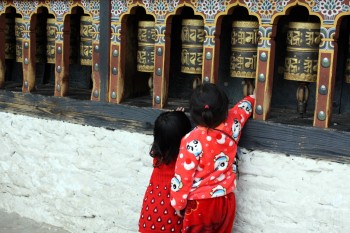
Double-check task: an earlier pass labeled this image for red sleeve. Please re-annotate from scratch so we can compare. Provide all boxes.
[228,95,255,142]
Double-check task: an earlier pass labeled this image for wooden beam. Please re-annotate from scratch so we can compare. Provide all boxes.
[0,90,349,163]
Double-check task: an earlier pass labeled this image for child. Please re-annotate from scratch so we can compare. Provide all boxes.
[170,83,255,233]
[139,110,192,233]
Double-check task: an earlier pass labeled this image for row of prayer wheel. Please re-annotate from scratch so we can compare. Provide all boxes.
[4,15,93,65]
[135,20,339,82]
[4,18,350,83]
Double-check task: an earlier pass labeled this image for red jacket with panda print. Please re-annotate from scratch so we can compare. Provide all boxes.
[170,95,255,210]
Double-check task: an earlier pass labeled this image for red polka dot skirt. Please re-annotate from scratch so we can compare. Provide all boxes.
[139,160,183,233]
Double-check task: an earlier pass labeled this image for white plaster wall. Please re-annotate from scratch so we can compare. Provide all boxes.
[0,111,350,233]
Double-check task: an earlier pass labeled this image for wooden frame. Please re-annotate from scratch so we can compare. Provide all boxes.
[0,90,349,163]
[0,0,350,164]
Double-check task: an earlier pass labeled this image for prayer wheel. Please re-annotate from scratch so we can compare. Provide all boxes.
[230,21,259,79]
[5,16,16,60]
[345,34,350,84]
[230,20,259,96]
[284,22,321,115]
[80,15,92,66]
[181,19,205,74]
[137,21,156,73]
[46,18,57,64]
[284,22,320,82]
[15,17,24,63]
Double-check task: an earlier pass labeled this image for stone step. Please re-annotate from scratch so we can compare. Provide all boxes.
[0,209,70,233]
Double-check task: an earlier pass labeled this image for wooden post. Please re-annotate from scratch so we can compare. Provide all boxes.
[313,43,337,128]
[152,23,167,108]
[109,41,120,103]
[253,25,276,120]
[22,19,36,92]
[54,21,70,97]
[90,19,100,101]
[115,20,127,103]
[203,42,215,84]
[98,0,110,102]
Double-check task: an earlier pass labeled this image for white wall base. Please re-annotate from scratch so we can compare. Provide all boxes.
[1,112,349,233]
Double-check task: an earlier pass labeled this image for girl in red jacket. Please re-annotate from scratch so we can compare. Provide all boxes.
[170,83,255,233]
[139,110,192,233]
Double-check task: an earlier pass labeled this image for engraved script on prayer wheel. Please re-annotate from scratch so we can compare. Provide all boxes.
[5,16,16,60]
[46,18,57,64]
[284,22,321,83]
[137,21,156,73]
[80,16,92,66]
[181,19,204,74]
[230,21,259,79]
[15,17,24,63]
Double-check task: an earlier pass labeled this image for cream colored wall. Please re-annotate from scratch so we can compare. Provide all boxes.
[0,112,349,233]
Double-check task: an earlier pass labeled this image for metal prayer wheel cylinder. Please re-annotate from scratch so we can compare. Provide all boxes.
[80,16,93,66]
[181,19,205,74]
[5,16,16,60]
[284,22,321,82]
[230,21,259,79]
[46,18,57,64]
[137,21,156,73]
[15,17,24,63]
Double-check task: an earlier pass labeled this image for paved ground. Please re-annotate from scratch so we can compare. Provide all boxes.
[0,209,70,233]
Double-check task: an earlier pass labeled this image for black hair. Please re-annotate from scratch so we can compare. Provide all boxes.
[190,83,229,128]
[150,111,192,167]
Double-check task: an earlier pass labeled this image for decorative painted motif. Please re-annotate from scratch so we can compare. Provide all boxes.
[258,26,272,49]
[110,23,121,43]
[243,0,289,23]
[81,0,100,18]
[90,22,100,42]
[142,0,179,21]
[155,24,165,44]
[13,0,39,20]
[305,0,350,24]
[204,25,215,46]
[190,0,229,22]
[319,26,336,50]
[45,0,74,21]
[56,23,64,41]
[0,1,7,13]
[111,0,133,21]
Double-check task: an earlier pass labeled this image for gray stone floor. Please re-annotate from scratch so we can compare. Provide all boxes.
[0,210,70,233]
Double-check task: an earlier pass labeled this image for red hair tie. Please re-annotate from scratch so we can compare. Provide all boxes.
[204,105,209,109]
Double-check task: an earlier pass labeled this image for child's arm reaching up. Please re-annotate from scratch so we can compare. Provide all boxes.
[228,95,255,142]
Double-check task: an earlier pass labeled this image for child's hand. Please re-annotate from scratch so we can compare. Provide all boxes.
[250,88,256,99]
[175,107,185,112]
[175,209,184,218]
